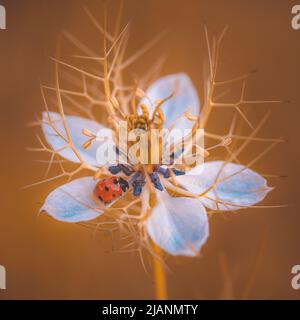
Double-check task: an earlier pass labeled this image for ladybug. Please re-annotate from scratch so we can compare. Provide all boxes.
[95,176,129,204]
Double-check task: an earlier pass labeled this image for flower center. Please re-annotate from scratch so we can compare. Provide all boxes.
[126,113,149,131]
[126,102,166,132]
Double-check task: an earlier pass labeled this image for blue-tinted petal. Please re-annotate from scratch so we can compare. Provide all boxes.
[176,161,272,211]
[41,177,102,223]
[146,191,209,256]
[141,73,200,130]
[42,112,111,167]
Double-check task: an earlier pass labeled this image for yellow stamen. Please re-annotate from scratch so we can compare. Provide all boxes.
[82,139,93,149]
[82,128,95,138]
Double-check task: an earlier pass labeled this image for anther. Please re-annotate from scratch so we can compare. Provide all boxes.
[158,166,170,178]
[82,128,95,138]
[121,164,134,176]
[82,139,93,149]
[82,129,96,150]
[118,177,130,192]
[149,172,164,191]
[172,168,185,176]
[132,179,146,197]
[108,165,123,175]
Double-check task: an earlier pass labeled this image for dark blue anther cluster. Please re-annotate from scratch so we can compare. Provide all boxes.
[149,172,164,191]
[108,164,134,176]
[172,168,185,176]
[108,164,185,196]
[108,164,122,174]
[158,166,170,178]
[132,179,146,197]
[158,166,185,178]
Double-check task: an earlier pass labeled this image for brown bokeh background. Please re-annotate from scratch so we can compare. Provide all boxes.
[0,0,299,299]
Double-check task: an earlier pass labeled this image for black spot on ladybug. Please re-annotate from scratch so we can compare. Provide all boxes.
[113,179,118,184]
[112,193,116,197]
[105,186,109,192]
[98,196,103,201]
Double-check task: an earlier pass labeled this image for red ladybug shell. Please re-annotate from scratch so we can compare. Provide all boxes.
[95,176,123,204]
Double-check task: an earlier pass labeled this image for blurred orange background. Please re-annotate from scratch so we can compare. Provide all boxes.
[0,0,299,299]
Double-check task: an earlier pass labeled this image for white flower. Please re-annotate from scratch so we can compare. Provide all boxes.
[40,73,272,257]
